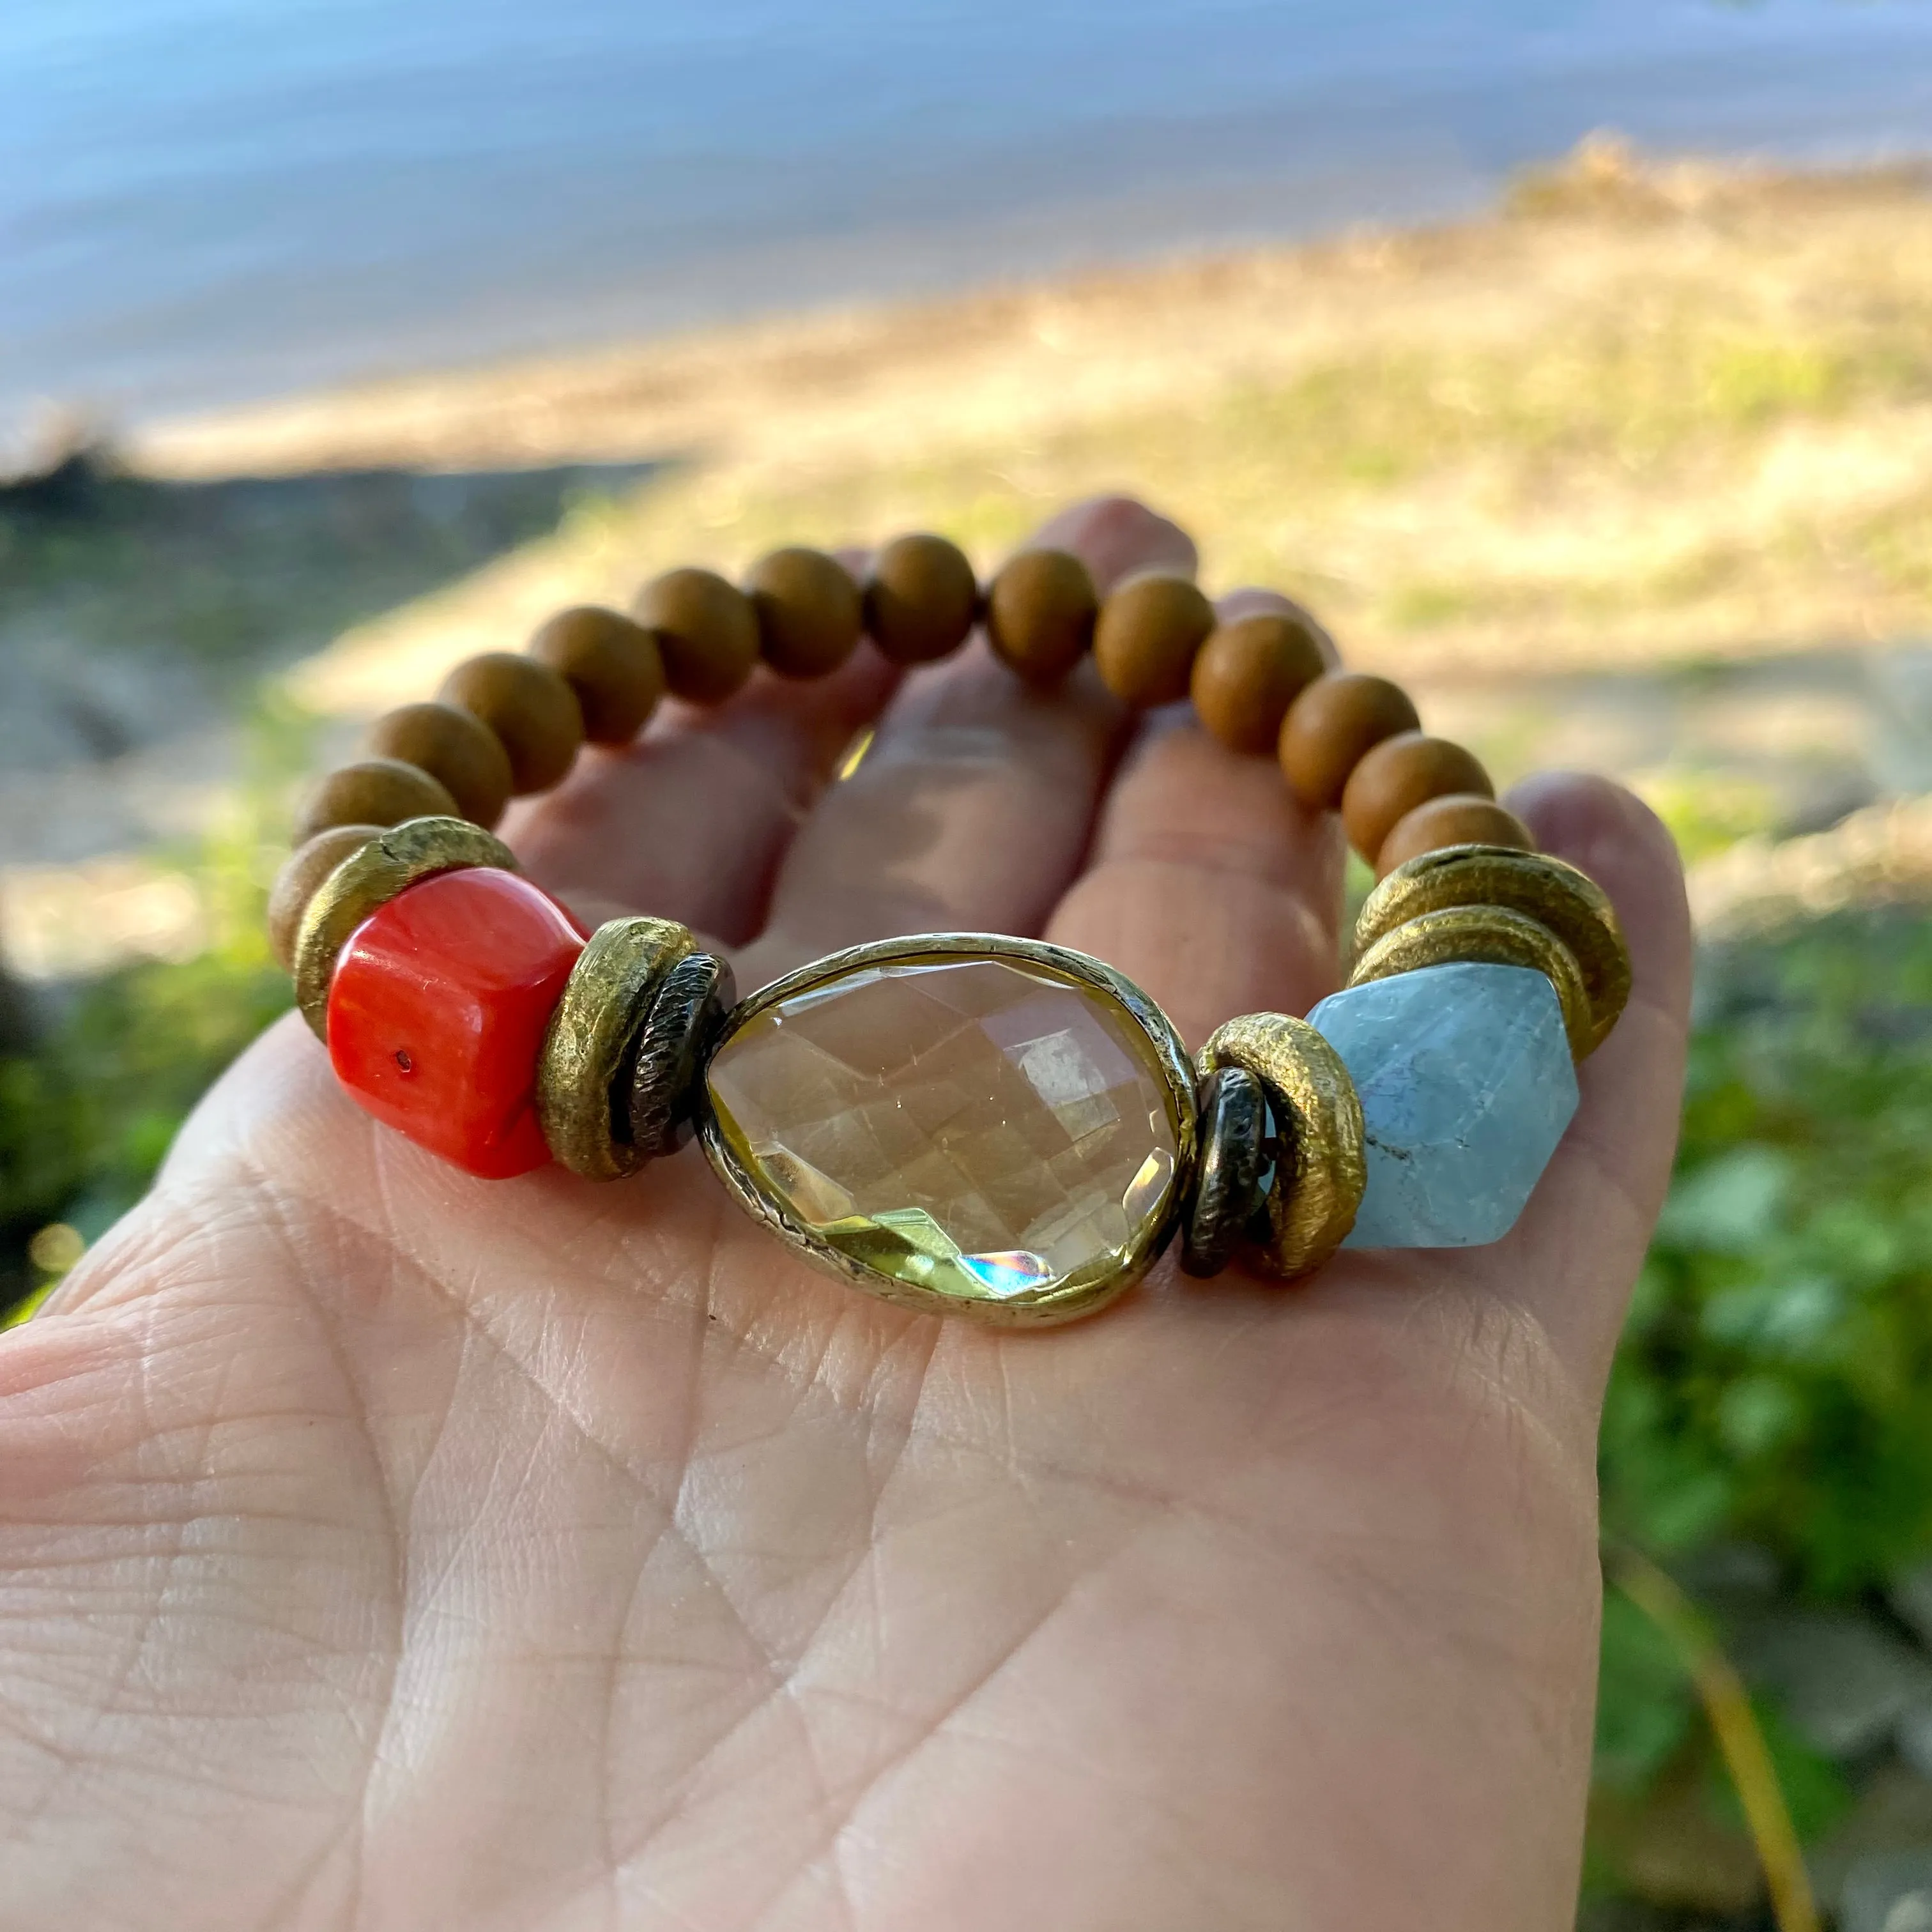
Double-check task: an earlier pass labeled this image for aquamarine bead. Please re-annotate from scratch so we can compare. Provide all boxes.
[1307,961,1578,1250]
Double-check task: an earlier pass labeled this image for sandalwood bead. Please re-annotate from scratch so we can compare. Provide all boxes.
[1340,732,1494,863]
[1093,572,1216,707]
[268,824,381,971]
[438,652,585,795]
[292,758,458,846]
[745,546,862,678]
[1376,794,1534,877]
[633,567,759,703]
[864,532,979,664]
[1191,611,1329,754]
[1278,673,1421,812]
[365,701,514,828]
[985,548,1099,686]
[528,606,665,744]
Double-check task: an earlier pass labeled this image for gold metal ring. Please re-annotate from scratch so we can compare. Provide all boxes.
[1348,903,1594,1062]
[1198,1012,1365,1278]
[1351,844,1630,1055]
[537,916,698,1179]
[293,816,518,1041]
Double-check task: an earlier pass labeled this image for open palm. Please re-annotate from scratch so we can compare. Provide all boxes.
[0,498,1690,1930]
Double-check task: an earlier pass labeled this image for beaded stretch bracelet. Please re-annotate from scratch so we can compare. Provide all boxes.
[269,533,1632,1328]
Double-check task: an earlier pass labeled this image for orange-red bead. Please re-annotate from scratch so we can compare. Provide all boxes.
[326,867,585,1179]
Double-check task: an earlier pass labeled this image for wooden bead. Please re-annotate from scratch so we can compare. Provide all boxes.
[268,824,381,971]
[745,546,862,678]
[1093,572,1216,707]
[985,548,1099,686]
[365,701,514,828]
[1278,673,1421,812]
[1341,733,1494,862]
[528,606,664,744]
[864,532,979,664]
[633,567,759,703]
[292,758,457,846]
[438,652,585,795]
[1376,795,1534,877]
[1190,610,1329,755]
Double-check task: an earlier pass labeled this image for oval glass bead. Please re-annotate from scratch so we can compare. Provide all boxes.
[700,937,1196,1325]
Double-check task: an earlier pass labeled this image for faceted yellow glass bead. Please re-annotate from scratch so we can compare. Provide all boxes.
[705,952,1186,1321]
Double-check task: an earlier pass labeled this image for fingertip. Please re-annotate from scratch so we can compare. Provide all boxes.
[1213,587,1343,668]
[1026,494,1197,592]
[1506,770,1692,1013]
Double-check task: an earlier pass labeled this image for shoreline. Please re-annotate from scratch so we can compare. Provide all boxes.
[130,143,1932,486]
[6,144,1932,977]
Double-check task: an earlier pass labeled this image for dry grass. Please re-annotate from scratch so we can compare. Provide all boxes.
[126,146,1932,719]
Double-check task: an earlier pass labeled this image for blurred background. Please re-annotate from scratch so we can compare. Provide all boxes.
[4,2,1932,1924]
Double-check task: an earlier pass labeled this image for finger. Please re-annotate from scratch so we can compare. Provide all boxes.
[1045,590,1347,1050]
[505,546,900,946]
[1443,774,1693,1395]
[733,496,1196,987]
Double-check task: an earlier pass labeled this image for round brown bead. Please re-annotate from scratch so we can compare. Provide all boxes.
[864,532,980,664]
[364,700,515,828]
[528,606,665,746]
[633,567,759,703]
[1278,673,1421,813]
[985,548,1099,686]
[438,652,585,795]
[1190,610,1330,755]
[745,546,862,679]
[1092,572,1216,707]
[1375,794,1533,876]
[268,824,380,971]
[1340,732,1494,863]
[291,758,458,846]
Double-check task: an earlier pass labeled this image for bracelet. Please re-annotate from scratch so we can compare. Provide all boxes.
[267,534,1632,1328]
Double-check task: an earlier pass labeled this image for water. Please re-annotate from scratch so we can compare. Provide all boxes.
[3,0,1930,430]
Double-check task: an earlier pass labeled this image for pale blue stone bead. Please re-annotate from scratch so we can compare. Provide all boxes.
[1307,961,1578,1250]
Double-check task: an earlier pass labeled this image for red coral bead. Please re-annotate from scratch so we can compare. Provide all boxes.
[326,867,585,1178]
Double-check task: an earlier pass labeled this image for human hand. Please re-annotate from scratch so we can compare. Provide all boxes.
[0,497,1690,1930]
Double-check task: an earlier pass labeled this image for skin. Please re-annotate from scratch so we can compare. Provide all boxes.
[0,497,1691,1930]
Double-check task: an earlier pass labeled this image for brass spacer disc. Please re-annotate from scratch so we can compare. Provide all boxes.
[1198,1012,1365,1279]
[292,816,518,1041]
[536,916,696,1180]
[1351,844,1630,1055]
[1349,903,1594,1062]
